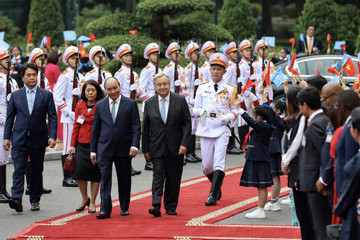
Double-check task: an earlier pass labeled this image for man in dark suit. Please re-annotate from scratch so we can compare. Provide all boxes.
[3,63,57,212]
[142,72,191,217]
[90,77,141,219]
[297,87,331,240]
[296,24,322,55]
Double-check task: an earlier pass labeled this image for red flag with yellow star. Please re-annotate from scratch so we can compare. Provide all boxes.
[342,54,356,76]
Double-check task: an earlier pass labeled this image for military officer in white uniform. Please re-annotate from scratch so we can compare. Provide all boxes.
[200,41,216,83]
[139,43,162,171]
[0,47,18,203]
[113,43,142,176]
[28,48,51,91]
[184,43,202,163]
[85,46,112,90]
[193,53,238,206]
[54,46,85,187]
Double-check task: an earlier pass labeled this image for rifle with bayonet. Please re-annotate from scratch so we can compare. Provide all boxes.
[174,39,180,94]
[6,44,12,102]
[194,41,201,98]
[236,41,247,110]
[130,39,136,100]
[72,45,80,111]
[40,47,45,89]
[155,39,160,74]
[98,41,103,85]
[248,51,259,107]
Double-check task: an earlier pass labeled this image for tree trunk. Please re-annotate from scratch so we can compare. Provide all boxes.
[261,0,273,35]
[151,12,163,42]
[295,0,305,17]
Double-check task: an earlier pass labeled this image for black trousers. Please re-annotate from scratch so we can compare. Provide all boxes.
[186,134,196,154]
[151,148,183,210]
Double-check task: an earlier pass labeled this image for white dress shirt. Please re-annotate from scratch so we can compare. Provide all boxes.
[109,95,121,118]
[158,93,170,122]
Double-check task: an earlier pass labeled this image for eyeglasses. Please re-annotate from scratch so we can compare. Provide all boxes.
[321,92,336,102]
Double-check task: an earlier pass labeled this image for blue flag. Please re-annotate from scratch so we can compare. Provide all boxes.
[271,68,287,87]
[63,30,77,41]
[0,32,4,42]
[77,35,91,42]
[299,34,305,42]
[0,40,9,49]
[40,36,48,48]
[220,43,228,54]
[330,75,340,83]
[334,41,346,51]
[262,36,275,47]
[331,61,340,71]
[286,54,291,68]
[358,51,360,62]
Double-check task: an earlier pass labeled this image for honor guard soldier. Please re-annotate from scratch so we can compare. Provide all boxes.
[200,41,216,83]
[28,48,51,91]
[184,42,202,163]
[253,40,274,104]
[163,42,189,98]
[85,46,112,90]
[54,46,85,187]
[222,42,242,154]
[0,47,18,203]
[139,42,162,171]
[193,53,238,206]
[238,40,258,150]
[114,44,142,176]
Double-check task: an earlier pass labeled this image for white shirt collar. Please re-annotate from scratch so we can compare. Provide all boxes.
[25,85,37,92]
[109,95,121,104]
[308,109,323,123]
[158,93,170,102]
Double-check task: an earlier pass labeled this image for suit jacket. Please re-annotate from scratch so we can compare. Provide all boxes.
[70,100,97,147]
[298,112,328,192]
[241,112,274,162]
[4,86,57,149]
[90,95,141,158]
[142,92,191,158]
[295,36,322,54]
[335,120,359,196]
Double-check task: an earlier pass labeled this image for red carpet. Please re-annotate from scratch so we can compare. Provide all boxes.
[9,167,301,239]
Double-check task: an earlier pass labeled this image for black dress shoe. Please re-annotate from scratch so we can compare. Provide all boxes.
[76,198,90,211]
[205,195,217,206]
[63,178,78,187]
[227,147,242,154]
[166,209,177,215]
[144,162,154,171]
[42,188,52,194]
[192,153,202,162]
[31,202,40,211]
[120,210,129,216]
[148,207,161,217]
[185,154,197,163]
[9,199,23,212]
[96,212,111,219]
[131,168,141,176]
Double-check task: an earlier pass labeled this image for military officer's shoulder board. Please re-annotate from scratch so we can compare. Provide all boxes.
[145,65,151,69]
[186,65,191,69]
[89,69,96,74]
[202,64,207,67]
[62,70,69,75]
[240,62,244,65]
[167,63,172,68]
[117,69,123,73]
[200,81,208,85]
[254,60,260,63]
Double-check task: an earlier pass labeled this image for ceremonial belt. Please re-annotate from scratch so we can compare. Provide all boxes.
[0,105,7,110]
[206,112,226,118]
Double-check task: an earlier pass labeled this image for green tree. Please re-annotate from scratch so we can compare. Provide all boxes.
[295,0,338,53]
[219,0,257,40]
[137,0,215,41]
[0,11,22,45]
[27,0,65,47]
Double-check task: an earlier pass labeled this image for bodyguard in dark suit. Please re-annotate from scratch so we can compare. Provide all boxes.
[90,77,141,219]
[296,24,322,55]
[142,72,191,217]
[3,64,57,212]
[297,87,331,240]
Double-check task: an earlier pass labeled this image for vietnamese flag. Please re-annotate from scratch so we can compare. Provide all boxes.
[289,38,295,47]
[327,34,331,44]
[353,74,360,90]
[289,54,297,70]
[342,54,356,76]
[27,32,33,43]
[291,68,300,77]
[129,29,138,35]
[45,36,51,50]
[317,70,322,76]
[261,61,271,86]
[340,43,346,53]
[328,66,340,76]
[89,32,96,43]
[242,78,258,94]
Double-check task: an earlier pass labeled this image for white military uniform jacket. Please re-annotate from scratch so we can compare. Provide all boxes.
[84,67,112,90]
[163,61,188,98]
[114,65,140,98]
[194,79,238,138]
[200,61,211,82]
[53,68,85,124]
[223,60,239,86]
[185,62,203,103]
[37,71,51,91]
[139,62,162,102]
[253,58,274,103]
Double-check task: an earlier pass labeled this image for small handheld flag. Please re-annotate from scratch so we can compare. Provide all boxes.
[89,32,96,43]
[342,53,356,76]
[27,32,33,44]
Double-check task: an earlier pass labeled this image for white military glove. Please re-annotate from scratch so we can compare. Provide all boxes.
[6,93,11,102]
[189,99,195,106]
[220,114,231,124]
[174,80,181,86]
[69,111,75,120]
[130,83,137,91]
[72,88,81,96]
[194,79,201,86]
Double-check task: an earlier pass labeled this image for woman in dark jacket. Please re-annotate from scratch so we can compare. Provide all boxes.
[69,80,103,213]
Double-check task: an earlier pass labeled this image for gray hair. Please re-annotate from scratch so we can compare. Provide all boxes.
[153,72,170,86]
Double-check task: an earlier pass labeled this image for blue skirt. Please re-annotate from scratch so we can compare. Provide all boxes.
[269,153,284,176]
[240,160,273,188]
